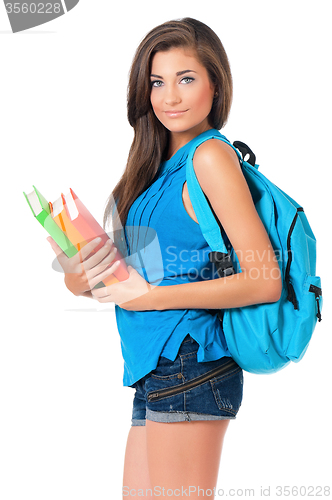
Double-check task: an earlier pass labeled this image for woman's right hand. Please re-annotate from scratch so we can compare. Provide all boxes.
[47,237,119,297]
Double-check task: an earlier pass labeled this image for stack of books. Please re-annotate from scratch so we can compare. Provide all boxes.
[23,186,128,286]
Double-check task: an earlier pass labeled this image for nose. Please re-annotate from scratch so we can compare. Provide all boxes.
[165,85,181,106]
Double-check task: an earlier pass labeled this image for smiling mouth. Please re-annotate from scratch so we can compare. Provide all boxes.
[164,110,188,117]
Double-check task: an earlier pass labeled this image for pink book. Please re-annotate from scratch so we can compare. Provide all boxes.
[63,189,129,282]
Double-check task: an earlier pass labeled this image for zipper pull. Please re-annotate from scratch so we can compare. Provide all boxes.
[309,284,322,322]
[287,281,299,310]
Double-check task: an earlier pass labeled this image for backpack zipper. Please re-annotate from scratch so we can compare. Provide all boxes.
[147,358,238,402]
[309,284,322,322]
[285,207,304,309]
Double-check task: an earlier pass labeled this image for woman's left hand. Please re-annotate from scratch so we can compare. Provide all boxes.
[91,265,156,311]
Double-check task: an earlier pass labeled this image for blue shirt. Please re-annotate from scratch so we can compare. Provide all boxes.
[115,129,231,387]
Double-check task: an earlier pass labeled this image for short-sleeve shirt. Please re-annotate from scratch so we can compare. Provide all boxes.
[115,129,231,387]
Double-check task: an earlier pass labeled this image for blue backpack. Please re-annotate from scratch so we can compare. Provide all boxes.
[186,129,322,374]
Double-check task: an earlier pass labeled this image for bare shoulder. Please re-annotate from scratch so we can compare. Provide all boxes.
[192,137,245,196]
[193,138,241,177]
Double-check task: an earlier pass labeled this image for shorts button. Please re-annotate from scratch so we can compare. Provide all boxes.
[177,373,182,379]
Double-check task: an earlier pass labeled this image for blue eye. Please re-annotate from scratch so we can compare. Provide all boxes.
[151,80,163,88]
[181,77,194,84]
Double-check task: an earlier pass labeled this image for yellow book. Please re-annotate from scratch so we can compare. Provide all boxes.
[49,195,88,252]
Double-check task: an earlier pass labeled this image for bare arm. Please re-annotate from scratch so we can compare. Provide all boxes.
[146,139,282,311]
[92,139,282,311]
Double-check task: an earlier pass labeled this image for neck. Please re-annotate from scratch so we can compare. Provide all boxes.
[166,123,213,160]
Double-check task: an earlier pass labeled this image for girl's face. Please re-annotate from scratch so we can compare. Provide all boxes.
[150,47,215,138]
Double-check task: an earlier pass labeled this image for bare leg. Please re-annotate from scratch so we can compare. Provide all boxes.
[122,425,154,498]
[146,419,230,499]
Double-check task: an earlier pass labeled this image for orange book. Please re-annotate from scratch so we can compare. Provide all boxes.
[62,189,129,283]
[49,197,88,252]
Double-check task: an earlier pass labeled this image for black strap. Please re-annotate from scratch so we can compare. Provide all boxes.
[209,251,235,278]
[233,140,256,167]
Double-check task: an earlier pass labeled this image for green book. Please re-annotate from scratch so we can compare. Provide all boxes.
[23,186,78,258]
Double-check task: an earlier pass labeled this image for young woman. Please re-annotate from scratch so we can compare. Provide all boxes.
[48,18,281,498]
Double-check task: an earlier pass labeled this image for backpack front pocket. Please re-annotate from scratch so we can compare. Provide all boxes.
[285,274,322,361]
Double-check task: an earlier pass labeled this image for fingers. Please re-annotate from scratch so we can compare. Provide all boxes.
[83,239,116,271]
[89,259,120,290]
[48,235,120,284]
[86,247,118,284]
[75,237,105,264]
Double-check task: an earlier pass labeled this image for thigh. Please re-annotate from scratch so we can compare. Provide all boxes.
[146,419,230,495]
[122,426,153,497]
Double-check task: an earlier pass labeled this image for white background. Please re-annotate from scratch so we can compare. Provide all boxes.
[1,1,331,498]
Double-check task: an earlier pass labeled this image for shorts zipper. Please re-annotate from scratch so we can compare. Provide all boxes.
[147,358,238,402]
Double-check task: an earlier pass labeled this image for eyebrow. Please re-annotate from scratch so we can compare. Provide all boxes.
[150,69,197,79]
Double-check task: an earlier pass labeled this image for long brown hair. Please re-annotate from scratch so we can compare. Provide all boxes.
[103,17,233,230]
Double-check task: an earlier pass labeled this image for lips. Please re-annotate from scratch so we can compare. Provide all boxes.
[164,110,188,117]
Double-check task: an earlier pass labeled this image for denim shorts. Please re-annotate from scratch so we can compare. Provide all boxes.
[131,334,244,425]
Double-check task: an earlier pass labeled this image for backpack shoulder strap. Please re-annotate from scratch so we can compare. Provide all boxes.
[185,129,241,254]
